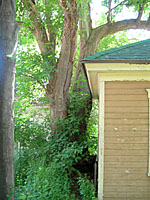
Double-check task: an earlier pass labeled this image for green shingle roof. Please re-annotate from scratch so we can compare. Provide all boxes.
[81,39,150,63]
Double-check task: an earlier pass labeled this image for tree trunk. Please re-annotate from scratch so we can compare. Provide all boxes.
[0,1,17,199]
[46,0,78,133]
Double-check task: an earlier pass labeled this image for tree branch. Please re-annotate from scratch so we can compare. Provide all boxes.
[86,19,150,56]
[137,2,145,22]
[106,0,128,14]
[107,0,112,23]
[21,0,50,54]
[59,0,68,10]
[79,3,92,42]
[30,0,35,5]
[59,0,77,20]
[46,0,79,124]
[44,0,57,52]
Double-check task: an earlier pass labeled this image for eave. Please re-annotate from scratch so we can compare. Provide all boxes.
[82,62,150,99]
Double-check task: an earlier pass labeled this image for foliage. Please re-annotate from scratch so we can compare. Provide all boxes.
[96,11,129,51]
[16,46,57,95]
[16,0,64,41]
[78,176,97,200]
[101,0,150,20]
[15,158,77,199]
[98,31,129,51]
[14,86,97,199]
[87,101,98,155]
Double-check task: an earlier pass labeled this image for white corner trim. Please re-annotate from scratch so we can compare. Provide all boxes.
[98,81,105,200]
[146,89,150,177]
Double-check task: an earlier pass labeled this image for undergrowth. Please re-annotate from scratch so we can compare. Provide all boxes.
[13,91,98,200]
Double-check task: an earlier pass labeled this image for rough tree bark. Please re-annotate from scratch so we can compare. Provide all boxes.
[0,0,18,199]
[46,0,78,133]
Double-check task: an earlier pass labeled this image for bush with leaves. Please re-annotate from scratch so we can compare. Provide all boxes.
[14,88,98,199]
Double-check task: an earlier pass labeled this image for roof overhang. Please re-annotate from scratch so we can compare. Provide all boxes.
[82,62,150,99]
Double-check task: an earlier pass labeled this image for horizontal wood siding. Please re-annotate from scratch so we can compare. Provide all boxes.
[104,81,150,200]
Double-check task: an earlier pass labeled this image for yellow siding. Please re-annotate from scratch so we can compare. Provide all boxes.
[104,81,150,200]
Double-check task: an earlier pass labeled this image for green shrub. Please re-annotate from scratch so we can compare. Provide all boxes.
[14,90,97,199]
[78,176,97,200]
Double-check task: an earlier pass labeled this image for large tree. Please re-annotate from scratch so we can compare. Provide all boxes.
[0,0,18,199]
[17,0,150,132]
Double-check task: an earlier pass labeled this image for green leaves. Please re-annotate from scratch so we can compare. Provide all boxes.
[16,0,64,41]
[101,0,150,22]
[17,194,26,199]
[98,31,129,52]
[17,47,56,85]
[14,85,96,199]
[78,176,97,200]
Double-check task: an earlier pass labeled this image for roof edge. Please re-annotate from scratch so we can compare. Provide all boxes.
[81,60,150,64]
[81,39,150,62]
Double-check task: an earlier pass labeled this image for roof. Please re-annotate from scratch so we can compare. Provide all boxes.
[81,39,150,63]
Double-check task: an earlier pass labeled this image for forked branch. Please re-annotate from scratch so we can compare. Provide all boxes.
[106,0,128,15]
[59,0,77,20]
